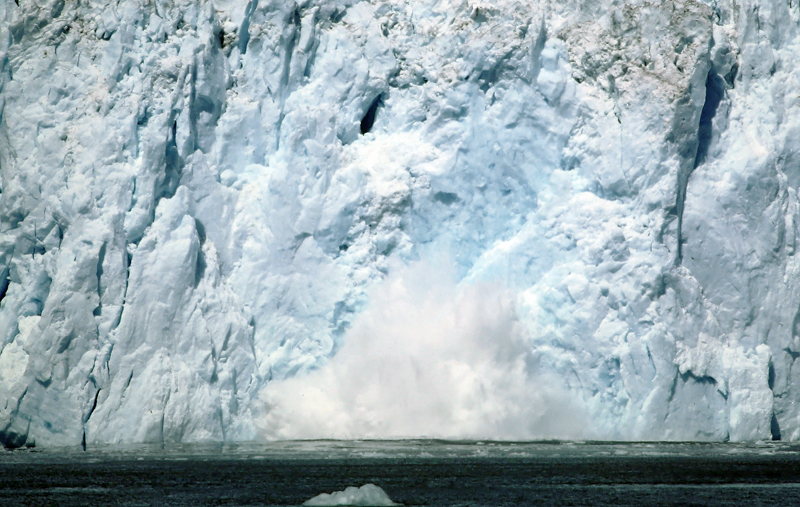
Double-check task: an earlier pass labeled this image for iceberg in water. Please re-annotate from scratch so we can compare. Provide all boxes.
[303,484,400,506]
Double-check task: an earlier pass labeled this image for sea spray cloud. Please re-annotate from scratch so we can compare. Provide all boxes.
[259,259,590,440]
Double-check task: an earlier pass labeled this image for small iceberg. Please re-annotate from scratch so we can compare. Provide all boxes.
[302,484,401,506]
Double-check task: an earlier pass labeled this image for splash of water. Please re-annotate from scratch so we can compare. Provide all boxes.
[259,259,589,440]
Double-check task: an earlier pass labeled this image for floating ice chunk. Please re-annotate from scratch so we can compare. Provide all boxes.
[303,484,400,506]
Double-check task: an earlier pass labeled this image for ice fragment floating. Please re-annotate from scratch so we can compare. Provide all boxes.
[303,484,400,506]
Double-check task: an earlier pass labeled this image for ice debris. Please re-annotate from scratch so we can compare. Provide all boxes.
[303,484,400,506]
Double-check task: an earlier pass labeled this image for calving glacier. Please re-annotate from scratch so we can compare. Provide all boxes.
[0,0,798,446]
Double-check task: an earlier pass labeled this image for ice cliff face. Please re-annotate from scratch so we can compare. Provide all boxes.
[1,0,800,446]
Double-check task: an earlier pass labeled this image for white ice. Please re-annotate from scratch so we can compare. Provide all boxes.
[303,484,400,506]
[1,0,799,446]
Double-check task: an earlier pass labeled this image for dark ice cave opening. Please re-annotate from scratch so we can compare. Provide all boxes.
[159,121,182,203]
[360,95,383,135]
[694,70,725,168]
[434,191,459,205]
[0,268,8,306]
[771,414,782,441]
[768,361,776,390]
[93,243,106,316]
[194,219,207,287]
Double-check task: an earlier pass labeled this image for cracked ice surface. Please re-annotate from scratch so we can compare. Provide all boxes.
[1,0,799,445]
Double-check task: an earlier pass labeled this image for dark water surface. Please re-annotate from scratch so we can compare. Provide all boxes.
[2,440,800,506]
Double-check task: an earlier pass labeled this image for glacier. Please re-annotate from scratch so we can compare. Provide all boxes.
[1,0,800,446]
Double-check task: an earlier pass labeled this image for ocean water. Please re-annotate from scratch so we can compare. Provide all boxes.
[2,440,800,506]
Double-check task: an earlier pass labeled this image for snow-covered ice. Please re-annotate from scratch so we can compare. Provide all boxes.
[1,0,800,446]
[303,484,400,506]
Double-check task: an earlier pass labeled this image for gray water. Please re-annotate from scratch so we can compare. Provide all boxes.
[2,440,800,506]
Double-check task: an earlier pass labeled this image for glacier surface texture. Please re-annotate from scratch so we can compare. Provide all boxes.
[2,0,800,446]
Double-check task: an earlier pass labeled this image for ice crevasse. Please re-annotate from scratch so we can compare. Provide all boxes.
[1,0,800,446]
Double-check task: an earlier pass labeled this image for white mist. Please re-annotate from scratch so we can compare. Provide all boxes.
[259,259,590,440]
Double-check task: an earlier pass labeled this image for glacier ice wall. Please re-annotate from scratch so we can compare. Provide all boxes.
[1,0,800,445]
